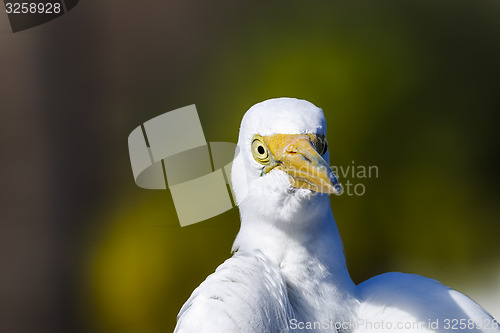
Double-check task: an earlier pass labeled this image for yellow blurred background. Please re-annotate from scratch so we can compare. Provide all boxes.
[1,1,499,332]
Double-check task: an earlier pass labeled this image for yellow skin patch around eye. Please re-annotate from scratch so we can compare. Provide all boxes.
[251,134,340,194]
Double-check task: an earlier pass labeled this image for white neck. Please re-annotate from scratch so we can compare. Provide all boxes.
[233,194,358,325]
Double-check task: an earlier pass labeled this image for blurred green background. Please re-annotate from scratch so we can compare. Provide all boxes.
[1,1,499,332]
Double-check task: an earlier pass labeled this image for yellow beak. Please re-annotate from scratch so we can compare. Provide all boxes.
[264,134,342,195]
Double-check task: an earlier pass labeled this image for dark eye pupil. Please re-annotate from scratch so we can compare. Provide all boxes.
[257,146,265,155]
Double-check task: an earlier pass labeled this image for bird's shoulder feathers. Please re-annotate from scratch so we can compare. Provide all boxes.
[355,272,499,332]
[175,250,297,333]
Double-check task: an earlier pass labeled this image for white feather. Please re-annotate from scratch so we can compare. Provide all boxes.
[355,273,499,332]
[175,251,296,333]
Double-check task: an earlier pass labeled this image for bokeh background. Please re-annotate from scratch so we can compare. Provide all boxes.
[1,1,499,332]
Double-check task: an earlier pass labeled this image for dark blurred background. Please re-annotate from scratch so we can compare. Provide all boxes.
[1,1,499,332]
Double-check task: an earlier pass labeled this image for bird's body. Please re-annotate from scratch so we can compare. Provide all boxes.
[175,98,498,332]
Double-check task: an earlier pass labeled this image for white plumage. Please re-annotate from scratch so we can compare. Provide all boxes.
[175,98,499,333]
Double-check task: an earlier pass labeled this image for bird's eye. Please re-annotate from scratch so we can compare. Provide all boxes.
[251,136,270,164]
[318,137,328,156]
